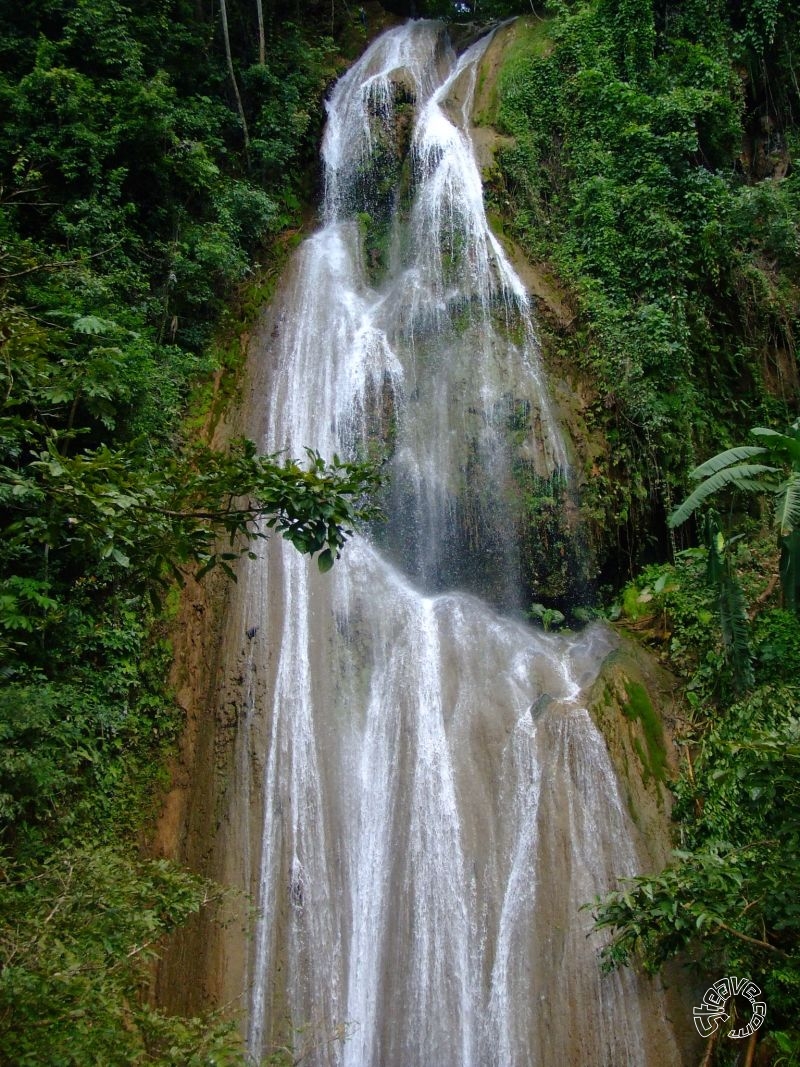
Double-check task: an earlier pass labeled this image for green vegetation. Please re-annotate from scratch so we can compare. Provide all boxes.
[1,0,799,1062]
[670,418,800,613]
[1,847,244,1066]
[492,0,800,580]
[592,422,800,1060]
[527,600,566,630]
[482,0,800,1059]
[622,679,668,784]
[0,1,376,1061]
[593,534,800,1060]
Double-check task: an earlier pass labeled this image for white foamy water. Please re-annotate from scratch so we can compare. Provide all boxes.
[230,21,683,1066]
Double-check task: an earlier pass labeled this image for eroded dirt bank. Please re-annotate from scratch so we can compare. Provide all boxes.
[149,252,309,1019]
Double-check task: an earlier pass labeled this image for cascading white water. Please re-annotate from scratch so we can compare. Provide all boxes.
[230,20,684,1066]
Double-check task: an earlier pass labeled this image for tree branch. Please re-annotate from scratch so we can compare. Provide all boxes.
[1,244,123,281]
[749,570,780,618]
[713,918,788,956]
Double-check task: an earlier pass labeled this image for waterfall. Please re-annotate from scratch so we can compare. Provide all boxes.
[230,20,683,1066]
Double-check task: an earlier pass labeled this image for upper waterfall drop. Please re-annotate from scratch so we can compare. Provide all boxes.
[321,20,569,606]
[232,19,685,1067]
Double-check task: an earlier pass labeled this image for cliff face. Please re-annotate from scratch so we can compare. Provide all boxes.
[586,643,679,870]
[150,22,692,1046]
[149,331,261,1020]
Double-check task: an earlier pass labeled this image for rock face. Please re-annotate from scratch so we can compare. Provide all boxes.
[447,19,595,610]
[586,641,704,1067]
[149,315,273,1021]
[587,642,706,1066]
[152,19,697,1064]
[586,639,680,872]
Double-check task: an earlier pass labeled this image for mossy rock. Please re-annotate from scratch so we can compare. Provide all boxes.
[470,17,555,130]
[586,640,680,872]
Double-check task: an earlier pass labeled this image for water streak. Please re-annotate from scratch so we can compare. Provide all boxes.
[235,20,683,1066]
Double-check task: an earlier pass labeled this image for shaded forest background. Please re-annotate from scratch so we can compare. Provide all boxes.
[0,0,798,1063]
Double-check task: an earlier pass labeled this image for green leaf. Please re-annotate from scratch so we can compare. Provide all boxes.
[317,548,334,573]
[776,472,800,538]
[690,445,769,479]
[72,315,118,336]
[717,570,754,692]
[751,426,800,465]
[669,464,779,527]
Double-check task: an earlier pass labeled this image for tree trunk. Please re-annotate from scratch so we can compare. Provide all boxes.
[699,1029,718,1067]
[220,0,250,148]
[255,0,265,65]
[743,1031,758,1067]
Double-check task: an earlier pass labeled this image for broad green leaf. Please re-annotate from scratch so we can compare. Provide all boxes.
[775,472,800,537]
[669,464,779,527]
[317,548,334,573]
[751,426,800,465]
[72,315,117,335]
[690,445,769,479]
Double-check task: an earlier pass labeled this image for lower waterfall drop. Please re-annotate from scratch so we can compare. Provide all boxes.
[229,19,684,1067]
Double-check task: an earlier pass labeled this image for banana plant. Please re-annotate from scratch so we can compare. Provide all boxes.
[669,419,800,614]
[704,513,754,691]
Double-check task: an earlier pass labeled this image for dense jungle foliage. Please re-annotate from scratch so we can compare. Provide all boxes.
[0,0,799,1063]
[481,1,796,568]
[0,1,378,1062]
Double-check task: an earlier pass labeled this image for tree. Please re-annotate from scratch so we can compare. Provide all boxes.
[217,0,249,148]
[1,434,380,640]
[669,420,800,614]
[256,0,266,64]
[590,691,800,1058]
[220,0,250,148]
[0,845,248,1066]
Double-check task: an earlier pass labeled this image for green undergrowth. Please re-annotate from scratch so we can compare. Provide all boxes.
[596,527,800,1058]
[474,17,554,128]
[185,227,305,441]
[0,589,250,1063]
[491,0,800,583]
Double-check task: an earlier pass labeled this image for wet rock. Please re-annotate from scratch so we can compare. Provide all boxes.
[586,639,681,871]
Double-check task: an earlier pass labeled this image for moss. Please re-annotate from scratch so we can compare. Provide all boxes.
[163,585,182,621]
[182,230,301,441]
[486,208,507,239]
[503,16,554,66]
[622,679,668,784]
[358,209,394,287]
[473,17,554,128]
